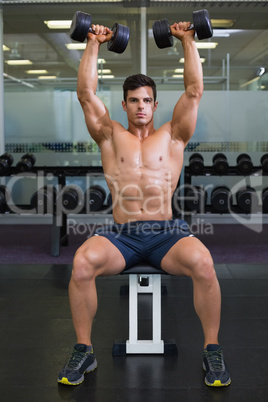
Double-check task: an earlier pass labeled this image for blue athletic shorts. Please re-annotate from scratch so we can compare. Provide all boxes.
[93,219,193,270]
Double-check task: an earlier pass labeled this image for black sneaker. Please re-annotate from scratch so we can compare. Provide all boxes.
[58,343,97,385]
[203,344,231,387]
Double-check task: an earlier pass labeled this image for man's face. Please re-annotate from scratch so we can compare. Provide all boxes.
[122,86,158,126]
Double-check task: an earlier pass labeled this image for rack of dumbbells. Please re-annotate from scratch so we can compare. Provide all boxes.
[0,152,112,256]
[179,152,268,225]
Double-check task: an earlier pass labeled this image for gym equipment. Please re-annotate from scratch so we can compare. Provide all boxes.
[261,154,268,173]
[107,193,112,207]
[236,187,258,213]
[106,192,113,212]
[262,188,268,213]
[58,186,84,211]
[236,154,253,174]
[30,186,57,214]
[211,186,231,213]
[0,153,14,175]
[184,185,207,213]
[84,185,106,212]
[16,153,36,172]
[153,9,213,49]
[112,263,177,356]
[212,153,229,175]
[189,153,204,174]
[0,185,7,211]
[70,11,129,54]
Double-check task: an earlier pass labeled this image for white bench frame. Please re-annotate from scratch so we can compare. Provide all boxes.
[126,273,164,354]
[112,264,177,356]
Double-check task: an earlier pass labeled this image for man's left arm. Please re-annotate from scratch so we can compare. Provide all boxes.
[170,22,203,146]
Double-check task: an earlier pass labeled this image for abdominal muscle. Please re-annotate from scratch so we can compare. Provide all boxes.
[112,168,174,223]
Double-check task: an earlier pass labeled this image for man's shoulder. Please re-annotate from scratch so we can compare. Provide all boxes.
[111,120,126,130]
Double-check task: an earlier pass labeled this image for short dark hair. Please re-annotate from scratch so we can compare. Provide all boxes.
[123,74,157,102]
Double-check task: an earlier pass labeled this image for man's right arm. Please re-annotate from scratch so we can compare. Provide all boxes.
[77,26,113,146]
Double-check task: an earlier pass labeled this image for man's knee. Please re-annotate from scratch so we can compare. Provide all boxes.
[72,247,105,282]
[191,250,216,282]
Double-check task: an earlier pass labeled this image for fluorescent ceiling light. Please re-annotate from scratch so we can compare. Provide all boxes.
[212,29,244,38]
[98,69,112,74]
[44,20,72,29]
[66,43,86,50]
[5,60,33,65]
[172,75,183,79]
[179,58,206,64]
[3,45,10,51]
[174,68,184,74]
[196,42,218,49]
[211,19,235,28]
[38,76,57,80]
[98,75,114,79]
[26,70,48,74]
[212,31,230,38]
[98,59,106,64]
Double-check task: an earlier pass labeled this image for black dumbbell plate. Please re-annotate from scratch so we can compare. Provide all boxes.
[107,23,130,54]
[153,19,173,49]
[192,9,213,40]
[70,11,92,42]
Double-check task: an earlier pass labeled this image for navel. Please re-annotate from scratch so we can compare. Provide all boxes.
[159,156,163,162]
[121,157,124,163]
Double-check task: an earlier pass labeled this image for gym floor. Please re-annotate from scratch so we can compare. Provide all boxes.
[1,263,268,402]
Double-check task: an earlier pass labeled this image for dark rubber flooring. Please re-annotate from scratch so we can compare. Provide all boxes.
[0,263,268,402]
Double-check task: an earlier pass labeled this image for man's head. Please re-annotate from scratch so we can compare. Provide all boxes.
[123,74,157,103]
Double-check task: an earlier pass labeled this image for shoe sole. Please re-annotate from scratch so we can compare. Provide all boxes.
[203,362,231,387]
[58,359,97,386]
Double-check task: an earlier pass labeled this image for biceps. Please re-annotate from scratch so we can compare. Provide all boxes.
[171,92,200,144]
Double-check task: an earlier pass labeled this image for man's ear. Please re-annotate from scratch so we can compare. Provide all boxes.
[122,100,127,111]
[154,101,158,112]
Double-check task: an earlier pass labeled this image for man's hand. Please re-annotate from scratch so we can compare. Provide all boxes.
[87,24,113,45]
[170,22,195,42]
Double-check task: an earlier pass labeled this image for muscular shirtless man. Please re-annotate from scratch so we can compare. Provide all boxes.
[58,21,231,387]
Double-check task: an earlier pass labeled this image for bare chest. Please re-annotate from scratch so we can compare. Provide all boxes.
[101,130,183,191]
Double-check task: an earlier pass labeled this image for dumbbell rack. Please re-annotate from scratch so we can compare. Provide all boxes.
[0,165,110,256]
[181,164,268,225]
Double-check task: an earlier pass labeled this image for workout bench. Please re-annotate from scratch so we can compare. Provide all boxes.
[112,263,178,356]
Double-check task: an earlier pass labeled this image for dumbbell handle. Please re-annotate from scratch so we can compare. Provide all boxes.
[168,23,195,34]
[88,26,115,39]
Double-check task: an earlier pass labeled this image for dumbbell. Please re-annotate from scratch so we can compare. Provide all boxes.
[260,154,268,173]
[262,188,268,213]
[189,153,204,174]
[16,153,36,172]
[30,186,57,214]
[57,186,84,211]
[70,11,130,54]
[184,186,207,213]
[0,185,7,211]
[236,187,259,213]
[153,9,213,49]
[0,153,14,175]
[211,186,231,213]
[107,193,112,208]
[213,153,229,175]
[236,154,253,174]
[84,185,106,212]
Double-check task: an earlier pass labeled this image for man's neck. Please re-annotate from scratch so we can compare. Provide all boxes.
[128,122,155,141]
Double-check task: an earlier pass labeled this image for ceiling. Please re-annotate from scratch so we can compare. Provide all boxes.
[1,1,268,90]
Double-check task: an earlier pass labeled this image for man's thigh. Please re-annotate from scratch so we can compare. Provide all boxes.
[160,236,213,276]
[76,234,126,276]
